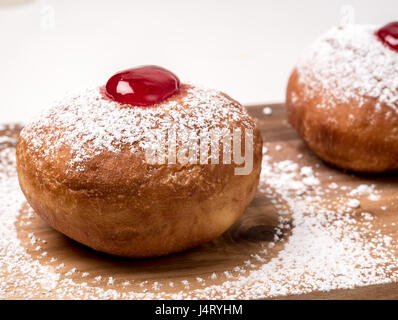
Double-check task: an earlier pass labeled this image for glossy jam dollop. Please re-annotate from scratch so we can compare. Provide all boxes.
[105,65,180,106]
[376,22,398,52]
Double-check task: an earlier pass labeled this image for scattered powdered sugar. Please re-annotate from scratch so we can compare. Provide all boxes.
[262,107,272,115]
[0,146,60,297]
[349,184,381,202]
[347,199,361,209]
[297,24,398,113]
[349,184,376,197]
[189,151,398,298]
[1,127,398,299]
[20,85,254,172]
[369,194,381,201]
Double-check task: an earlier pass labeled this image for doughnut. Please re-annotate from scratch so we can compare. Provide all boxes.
[286,23,398,173]
[16,66,262,258]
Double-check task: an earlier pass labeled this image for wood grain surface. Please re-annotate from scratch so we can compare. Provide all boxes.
[2,104,398,299]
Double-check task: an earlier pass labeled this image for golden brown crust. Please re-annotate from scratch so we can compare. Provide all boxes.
[16,87,262,257]
[286,68,398,173]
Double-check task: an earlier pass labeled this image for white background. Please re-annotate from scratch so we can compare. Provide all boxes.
[1,0,397,123]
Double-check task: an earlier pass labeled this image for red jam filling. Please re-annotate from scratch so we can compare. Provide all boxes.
[105,65,180,106]
[376,22,398,53]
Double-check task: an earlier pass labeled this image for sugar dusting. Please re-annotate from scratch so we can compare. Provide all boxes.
[191,151,398,298]
[1,125,398,298]
[297,24,398,113]
[20,85,254,172]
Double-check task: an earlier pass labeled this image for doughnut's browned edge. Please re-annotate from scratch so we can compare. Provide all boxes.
[286,68,398,173]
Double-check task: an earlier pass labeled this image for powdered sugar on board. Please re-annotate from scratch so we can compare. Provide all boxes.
[20,84,254,172]
[297,24,398,113]
[191,150,398,298]
[2,124,398,299]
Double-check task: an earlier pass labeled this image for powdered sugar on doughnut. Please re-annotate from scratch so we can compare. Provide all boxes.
[20,85,254,171]
[297,24,398,113]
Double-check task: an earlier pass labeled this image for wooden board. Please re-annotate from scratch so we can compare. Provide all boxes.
[2,104,398,299]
